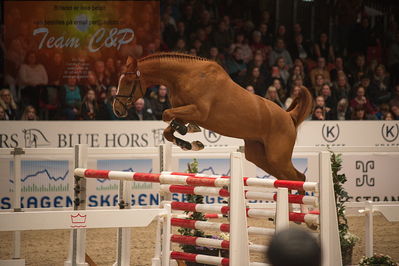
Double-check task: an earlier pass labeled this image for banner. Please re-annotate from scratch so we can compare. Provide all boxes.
[0,121,398,148]
[4,1,159,85]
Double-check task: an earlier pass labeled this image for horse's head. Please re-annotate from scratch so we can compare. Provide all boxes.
[113,55,143,118]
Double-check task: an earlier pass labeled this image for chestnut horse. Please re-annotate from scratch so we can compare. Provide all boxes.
[113,52,313,181]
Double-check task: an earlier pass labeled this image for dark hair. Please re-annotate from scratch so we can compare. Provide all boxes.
[267,228,321,266]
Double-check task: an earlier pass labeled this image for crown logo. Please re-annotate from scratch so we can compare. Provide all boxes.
[70,213,87,227]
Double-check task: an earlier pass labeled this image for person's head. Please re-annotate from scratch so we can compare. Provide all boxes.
[319,32,328,43]
[277,25,286,36]
[276,57,285,69]
[252,30,262,43]
[108,86,118,98]
[266,86,279,100]
[353,105,366,120]
[317,57,326,68]
[259,23,268,34]
[312,106,324,120]
[86,89,96,102]
[87,71,98,85]
[272,79,282,90]
[176,38,186,49]
[275,38,285,50]
[25,51,37,65]
[295,33,303,44]
[321,83,331,97]
[315,95,325,107]
[67,77,78,87]
[245,85,255,93]
[253,54,264,67]
[251,67,260,78]
[0,106,6,120]
[315,74,325,86]
[233,47,243,60]
[94,60,105,74]
[0,88,13,105]
[383,111,395,120]
[391,105,399,117]
[374,64,386,77]
[158,85,168,97]
[337,98,348,112]
[293,23,302,35]
[335,57,343,69]
[291,85,301,98]
[355,55,366,67]
[267,228,321,266]
[356,85,366,98]
[337,75,347,87]
[134,98,145,112]
[21,105,38,120]
[210,47,219,58]
[360,75,371,88]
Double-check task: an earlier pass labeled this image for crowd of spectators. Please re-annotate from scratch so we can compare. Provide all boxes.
[1,0,399,121]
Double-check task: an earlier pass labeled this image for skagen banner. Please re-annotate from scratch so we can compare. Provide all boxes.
[0,121,398,148]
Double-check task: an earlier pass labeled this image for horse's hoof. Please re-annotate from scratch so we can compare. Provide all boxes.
[191,141,204,151]
[305,222,319,231]
[187,123,201,133]
[171,120,188,135]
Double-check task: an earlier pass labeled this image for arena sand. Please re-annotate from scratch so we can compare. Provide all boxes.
[1,215,398,265]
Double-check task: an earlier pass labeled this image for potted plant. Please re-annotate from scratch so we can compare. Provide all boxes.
[330,151,359,265]
[359,253,397,265]
[177,159,220,266]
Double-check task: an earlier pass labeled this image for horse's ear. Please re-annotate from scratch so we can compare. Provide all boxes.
[126,55,137,68]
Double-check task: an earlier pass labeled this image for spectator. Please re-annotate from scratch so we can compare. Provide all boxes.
[128,98,155,120]
[250,30,269,60]
[370,64,391,104]
[269,38,293,68]
[330,57,351,82]
[0,106,6,120]
[149,85,171,120]
[391,105,399,120]
[333,98,351,120]
[211,20,232,52]
[389,84,399,108]
[388,32,399,85]
[247,53,268,78]
[208,47,225,67]
[311,106,325,120]
[309,57,331,88]
[349,54,369,85]
[270,78,286,102]
[313,32,335,63]
[314,95,333,119]
[17,51,48,108]
[350,85,376,118]
[20,105,38,120]
[83,71,107,100]
[288,65,305,89]
[229,33,253,64]
[383,111,395,120]
[375,103,391,120]
[60,77,82,120]
[93,60,108,88]
[289,33,311,62]
[333,74,351,100]
[47,52,64,86]
[275,24,288,44]
[351,105,367,120]
[225,47,247,85]
[275,57,290,87]
[319,83,337,111]
[81,89,98,120]
[265,86,284,108]
[245,67,266,97]
[174,38,188,53]
[258,23,273,46]
[284,85,301,109]
[105,86,121,120]
[311,74,326,97]
[245,85,255,94]
[0,88,19,120]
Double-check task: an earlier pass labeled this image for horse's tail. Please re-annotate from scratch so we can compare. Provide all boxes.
[286,86,313,127]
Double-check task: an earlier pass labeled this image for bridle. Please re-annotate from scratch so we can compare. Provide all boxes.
[113,70,144,116]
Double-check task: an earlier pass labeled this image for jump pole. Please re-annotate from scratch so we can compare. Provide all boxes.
[65,144,89,266]
[319,151,342,266]
[229,152,250,266]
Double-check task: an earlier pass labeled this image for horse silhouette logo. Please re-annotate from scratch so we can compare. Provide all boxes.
[203,129,221,143]
[23,129,50,148]
[381,123,398,143]
[321,124,340,143]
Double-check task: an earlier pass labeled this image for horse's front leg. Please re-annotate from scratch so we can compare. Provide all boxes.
[163,125,204,151]
[163,104,206,135]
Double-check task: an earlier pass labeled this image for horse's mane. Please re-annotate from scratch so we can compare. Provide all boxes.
[138,52,212,63]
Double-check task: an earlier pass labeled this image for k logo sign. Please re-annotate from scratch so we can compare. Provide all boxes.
[203,129,221,143]
[322,124,340,142]
[381,123,399,142]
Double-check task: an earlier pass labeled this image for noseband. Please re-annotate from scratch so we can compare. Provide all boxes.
[113,70,144,116]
